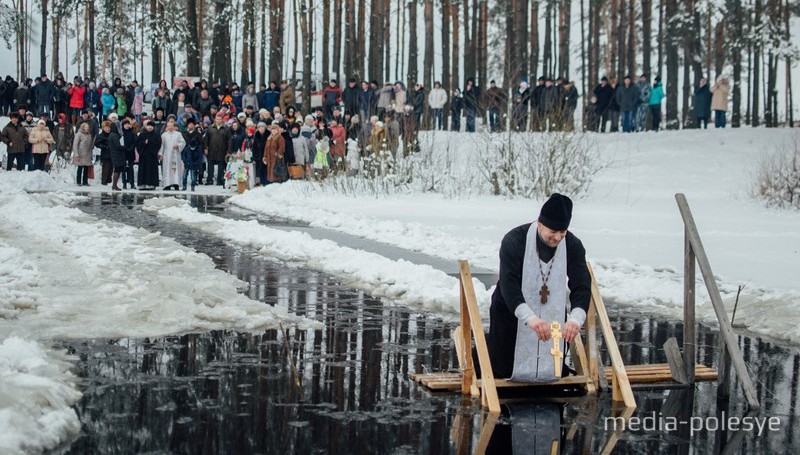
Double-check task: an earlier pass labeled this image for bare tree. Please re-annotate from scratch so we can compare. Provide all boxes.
[269,0,284,83]
[322,0,330,80]
[300,0,312,112]
[187,0,201,76]
[665,0,679,129]
[368,0,384,83]
[424,0,434,90]
[407,0,418,87]
[642,0,652,75]
[344,0,356,78]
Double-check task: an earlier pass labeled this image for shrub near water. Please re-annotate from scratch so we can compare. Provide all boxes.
[753,133,800,210]
[319,130,605,199]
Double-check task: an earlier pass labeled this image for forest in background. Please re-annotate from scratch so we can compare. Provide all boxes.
[2,0,799,128]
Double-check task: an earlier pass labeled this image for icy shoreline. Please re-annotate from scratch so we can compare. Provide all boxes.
[0,173,318,453]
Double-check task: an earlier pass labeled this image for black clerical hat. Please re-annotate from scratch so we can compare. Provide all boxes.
[538,193,573,231]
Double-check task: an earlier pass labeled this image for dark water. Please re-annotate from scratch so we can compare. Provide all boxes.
[57,193,800,454]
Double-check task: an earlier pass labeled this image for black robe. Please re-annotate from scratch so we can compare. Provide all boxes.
[485,223,591,378]
[136,130,162,187]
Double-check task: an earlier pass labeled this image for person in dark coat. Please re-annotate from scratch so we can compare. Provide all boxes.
[119,119,137,189]
[136,121,162,190]
[694,78,713,129]
[357,81,376,124]
[108,120,127,191]
[485,81,507,133]
[614,75,639,133]
[463,78,479,133]
[95,121,113,185]
[482,194,591,379]
[561,81,579,132]
[512,81,532,132]
[342,78,360,116]
[33,74,56,117]
[531,77,546,131]
[205,115,231,185]
[592,77,613,132]
[181,122,205,191]
[412,83,425,126]
[0,113,28,170]
[253,122,270,185]
[279,120,296,166]
[2,76,18,115]
[450,89,463,131]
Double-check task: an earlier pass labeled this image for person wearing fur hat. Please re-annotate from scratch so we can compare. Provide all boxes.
[475,193,592,382]
[28,119,55,171]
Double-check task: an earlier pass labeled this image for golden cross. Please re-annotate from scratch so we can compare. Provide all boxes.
[550,321,563,377]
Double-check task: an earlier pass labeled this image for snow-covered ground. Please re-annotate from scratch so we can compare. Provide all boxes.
[227,128,800,343]
[0,172,316,454]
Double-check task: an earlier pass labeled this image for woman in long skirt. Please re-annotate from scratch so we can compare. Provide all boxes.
[136,120,162,190]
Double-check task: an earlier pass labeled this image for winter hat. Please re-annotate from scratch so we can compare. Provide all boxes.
[246,125,256,135]
[108,113,119,121]
[57,113,67,124]
[237,112,246,119]
[37,119,46,125]
[259,108,268,115]
[145,120,155,127]
[538,193,573,231]
[257,121,267,129]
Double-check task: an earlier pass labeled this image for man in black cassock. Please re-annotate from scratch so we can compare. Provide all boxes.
[486,193,592,380]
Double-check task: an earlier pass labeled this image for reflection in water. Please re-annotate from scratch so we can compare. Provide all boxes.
[63,194,800,454]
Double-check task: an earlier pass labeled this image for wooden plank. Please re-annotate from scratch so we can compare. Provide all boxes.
[459,279,474,396]
[586,293,599,392]
[476,376,591,388]
[664,337,689,384]
[684,226,697,383]
[675,193,760,410]
[474,412,499,454]
[572,334,596,394]
[587,263,636,409]
[459,260,501,415]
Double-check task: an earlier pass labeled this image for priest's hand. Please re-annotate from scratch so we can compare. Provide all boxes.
[562,321,580,343]
[527,318,551,341]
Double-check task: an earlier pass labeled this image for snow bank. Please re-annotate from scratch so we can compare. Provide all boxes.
[0,337,82,455]
[144,197,492,314]
[0,169,68,193]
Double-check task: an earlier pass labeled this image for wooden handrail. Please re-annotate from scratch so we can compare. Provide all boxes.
[675,193,760,410]
[459,260,501,414]
[587,263,636,409]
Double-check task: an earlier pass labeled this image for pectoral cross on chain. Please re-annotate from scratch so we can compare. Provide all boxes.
[550,321,563,377]
[539,285,550,304]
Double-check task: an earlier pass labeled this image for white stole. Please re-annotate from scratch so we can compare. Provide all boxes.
[510,223,568,382]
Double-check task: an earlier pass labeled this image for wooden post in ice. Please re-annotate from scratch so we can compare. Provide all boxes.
[675,193,760,411]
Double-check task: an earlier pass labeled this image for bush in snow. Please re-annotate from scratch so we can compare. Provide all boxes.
[752,134,800,210]
[314,130,603,199]
[475,130,604,198]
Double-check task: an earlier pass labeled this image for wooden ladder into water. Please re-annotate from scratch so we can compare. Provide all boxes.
[410,260,637,415]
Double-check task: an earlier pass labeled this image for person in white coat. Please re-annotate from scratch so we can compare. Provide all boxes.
[159,120,186,190]
[427,82,448,130]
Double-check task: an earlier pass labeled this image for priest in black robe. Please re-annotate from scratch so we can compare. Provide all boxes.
[486,193,592,379]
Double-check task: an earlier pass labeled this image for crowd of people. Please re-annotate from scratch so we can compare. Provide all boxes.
[0,70,734,189]
[588,73,730,132]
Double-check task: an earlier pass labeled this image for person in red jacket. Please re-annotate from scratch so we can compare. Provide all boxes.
[68,80,87,125]
[322,80,343,119]
[329,117,346,173]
